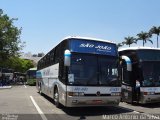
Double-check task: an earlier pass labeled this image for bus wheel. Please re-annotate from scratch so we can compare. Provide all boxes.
[54,89,60,108]
[39,85,42,95]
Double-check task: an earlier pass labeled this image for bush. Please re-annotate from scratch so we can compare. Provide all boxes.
[27,79,36,86]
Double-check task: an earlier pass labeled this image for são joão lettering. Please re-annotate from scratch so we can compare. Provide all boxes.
[80,43,112,50]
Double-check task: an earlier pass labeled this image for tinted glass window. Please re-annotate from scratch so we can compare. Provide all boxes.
[68,53,120,86]
[138,50,160,61]
[27,70,36,79]
[121,61,130,84]
[141,61,160,87]
[69,54,98,85]
[99,57,119,86]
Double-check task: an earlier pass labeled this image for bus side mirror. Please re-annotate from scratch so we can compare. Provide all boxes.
[64,50,71,66]
[121,55,132,71]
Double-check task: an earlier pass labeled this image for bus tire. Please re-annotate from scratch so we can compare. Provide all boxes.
[39,84,43,95]
[39,89,42,95]
[54,88,60,108]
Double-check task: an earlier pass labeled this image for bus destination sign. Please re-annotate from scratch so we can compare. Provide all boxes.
[70,39,117,56]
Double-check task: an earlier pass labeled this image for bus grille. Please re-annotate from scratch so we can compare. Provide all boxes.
[84,94,111,96]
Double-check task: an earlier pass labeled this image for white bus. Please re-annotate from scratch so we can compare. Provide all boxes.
[119,47,160,104]
[36,36,121,107]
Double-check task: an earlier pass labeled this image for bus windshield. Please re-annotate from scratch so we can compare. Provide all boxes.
[138,50,160,61]
[141,61,160,87]
[69,53,119,86]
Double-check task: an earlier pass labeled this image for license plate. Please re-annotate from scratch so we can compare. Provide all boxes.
[92,100,103,104]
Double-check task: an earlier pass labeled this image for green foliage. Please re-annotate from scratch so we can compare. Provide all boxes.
[116,43,123,48]
[0,9,25,67]
[121,26,160,47]
[123,36,136,47]
[136,31,153,47]
[27,79,36,86]
[1,56,34,73]
[149,26,160,48]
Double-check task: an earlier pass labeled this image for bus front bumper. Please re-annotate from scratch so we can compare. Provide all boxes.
[65,96,120,107]
[140,94,160,104]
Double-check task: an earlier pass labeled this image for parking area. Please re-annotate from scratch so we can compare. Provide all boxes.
[0,85,160,120]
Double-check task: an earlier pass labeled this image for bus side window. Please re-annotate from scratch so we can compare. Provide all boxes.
[59,58,67,84]
[50,49,55,65]
[122,60,130,84]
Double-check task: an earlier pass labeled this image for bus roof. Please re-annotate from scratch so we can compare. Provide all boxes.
[28,67,37,71]
[118,47,160,52]
[62,36,115,44]
[41,36,116,61]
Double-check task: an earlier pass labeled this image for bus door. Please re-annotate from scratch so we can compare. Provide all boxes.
[120,57,133,103]
[131,63,141,102]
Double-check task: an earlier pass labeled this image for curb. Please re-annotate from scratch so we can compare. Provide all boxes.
[0,86,12,89]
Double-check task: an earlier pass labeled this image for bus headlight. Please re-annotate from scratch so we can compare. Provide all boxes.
[68,92,84,96]
[68,92,78,96]
[111,92,120,96]
[144,92,155,95]
[79,92,84,96]
[149,92,155,95]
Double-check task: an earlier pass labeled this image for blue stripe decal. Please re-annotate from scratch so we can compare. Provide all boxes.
[126,60,131,64]
[64,54,71,57]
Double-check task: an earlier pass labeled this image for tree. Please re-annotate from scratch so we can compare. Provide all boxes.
[149,26,160,48]
[136,31,153,47]
[117,43,123,48]
[123,36,136,47]
[0,9,24,67]
[5,57,34,73]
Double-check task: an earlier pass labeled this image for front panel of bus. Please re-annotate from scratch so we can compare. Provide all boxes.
[137,50,160,103]
[64,39,121,107]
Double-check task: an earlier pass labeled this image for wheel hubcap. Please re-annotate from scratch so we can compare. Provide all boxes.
[54,92,58,102]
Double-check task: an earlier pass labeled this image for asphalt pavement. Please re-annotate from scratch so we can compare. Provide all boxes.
[0,85,160,120]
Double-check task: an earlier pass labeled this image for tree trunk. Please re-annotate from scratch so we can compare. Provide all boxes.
[157,35,159,48]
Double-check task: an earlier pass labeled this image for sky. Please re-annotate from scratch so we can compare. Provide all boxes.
[1,0,160,54]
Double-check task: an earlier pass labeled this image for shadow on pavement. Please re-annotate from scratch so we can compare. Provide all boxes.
[140,102,160,108]
[41,93,133,116]
[123,101,160,108]
[62,106,133,116]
